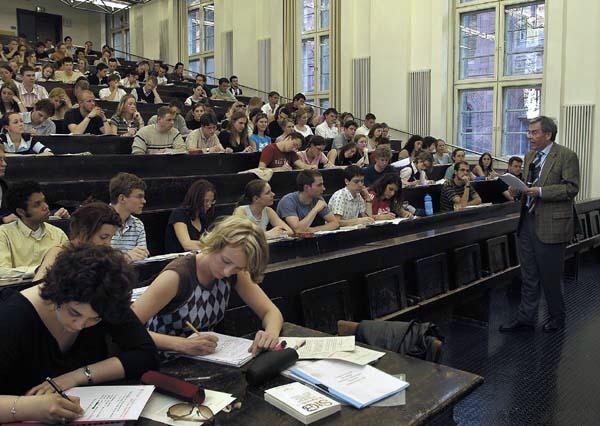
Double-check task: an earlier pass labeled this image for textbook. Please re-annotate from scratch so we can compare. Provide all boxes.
[183,332,254,367]
[288,359,409,409]
[264,382,341,424]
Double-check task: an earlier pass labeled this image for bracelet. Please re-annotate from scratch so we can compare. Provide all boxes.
[10,396,20,420]
[83,365,93,384]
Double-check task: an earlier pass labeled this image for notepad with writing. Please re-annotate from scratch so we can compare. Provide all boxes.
[264,382,341,424]
[289,359,409,409]
[183,332,254,367]
[5,385,154,425]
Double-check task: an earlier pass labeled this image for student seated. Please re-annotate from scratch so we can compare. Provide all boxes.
[33,202,122,281]
[184,83,207,106]
[472,152,498,179]
[99,74,127,102]
[314,107,339,139]
[132,76,163,104]
[21,99,56,136]
[109,173,149,261]
[292,106,314,138]
[440,161,482,211]
[17,65,49,108]
[398,134,424,161]
[0,244,159,421]
[276,169,339,233]
[108,94,145,136]
[132,215,283,356]
[164,179,216,253]
[334,138,369,167]
[368,174,414,220]
[148,101,190,136]
[432,139,451,165]
[234,179,293,238]
[332,119,358,150]
[133,106,186,154]
[259,132,310,171]
[297,135,335,169]
[356,112,376,136]
[399,151,435,187]
[0,145,12,224]
[53,57,84,84]
[186,113,226,153]
[210,77,237,101]
[64,90,114,135]
[48,87,72,120]
[362,145,396,186]
[1,112,52,155]
[444,148,468,180]
[0,181,68,277]
[86,62,108,85]
[250,112,271,152]
[218,110,256,153]
[328,165,375,226]
[185,102,209,130]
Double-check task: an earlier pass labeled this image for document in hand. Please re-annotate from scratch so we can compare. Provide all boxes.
[264,382,341,424]
[499,173,528,191]
[184,332,254,367]
[289,359,409,409]
[5,386,155,425]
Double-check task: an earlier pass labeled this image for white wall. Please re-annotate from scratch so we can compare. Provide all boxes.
[0,0,104,46]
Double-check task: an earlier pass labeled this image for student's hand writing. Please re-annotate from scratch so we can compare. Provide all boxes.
[249,330,279,355]
[127,246,149,261]
[21,394,83,424]
[26,372,80,396]
[178,333,219,355]
[376,212,396,220]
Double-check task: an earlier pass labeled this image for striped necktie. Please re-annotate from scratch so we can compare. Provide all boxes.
[526,151,544,209]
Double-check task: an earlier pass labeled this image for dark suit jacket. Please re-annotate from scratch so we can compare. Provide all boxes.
[518,143,579,244]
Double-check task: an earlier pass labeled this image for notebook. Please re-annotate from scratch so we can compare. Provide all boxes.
[264,382,341,424]
[183,332,254,367]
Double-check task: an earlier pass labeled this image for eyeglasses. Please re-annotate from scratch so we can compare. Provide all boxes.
[167,402,214,423]
[526,129,543,136]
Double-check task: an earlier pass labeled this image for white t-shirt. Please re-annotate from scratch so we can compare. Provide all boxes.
[99,88,127,102]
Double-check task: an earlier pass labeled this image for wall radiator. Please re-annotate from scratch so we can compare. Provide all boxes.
[352,57,370,120]
[407,70,431,136]
[561,104,594,200]
[222,31,233,77]
[258,38,271,100]
[159,19,168,62]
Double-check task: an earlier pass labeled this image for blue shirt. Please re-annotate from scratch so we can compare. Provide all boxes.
[250,134,271,152]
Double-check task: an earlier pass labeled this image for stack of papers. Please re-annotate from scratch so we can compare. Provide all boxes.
[133,252,190,264]
[280,336,385,365]
[184,332,254,367]
[286,359,409,409]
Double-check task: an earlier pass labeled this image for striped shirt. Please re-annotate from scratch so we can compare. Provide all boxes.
[440,180,480,212]
[17,83,49,108]
[110,214,147,252]
[132,124,186,154]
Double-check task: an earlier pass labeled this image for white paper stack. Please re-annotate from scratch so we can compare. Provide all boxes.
[183,332,254,367]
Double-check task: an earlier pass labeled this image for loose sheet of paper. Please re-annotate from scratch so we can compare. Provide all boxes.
[184,332,254,367]
[280,336,355,358]
[140,390,236,426]
[134,252,190,264]
[64,385,155,422]
[499,173,528,191]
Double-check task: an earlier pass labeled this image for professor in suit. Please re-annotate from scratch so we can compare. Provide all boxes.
[500,116,579,333]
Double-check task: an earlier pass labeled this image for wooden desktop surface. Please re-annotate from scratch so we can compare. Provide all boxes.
[142,322,483,426]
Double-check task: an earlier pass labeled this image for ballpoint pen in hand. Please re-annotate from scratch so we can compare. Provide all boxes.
[45,377,72,401]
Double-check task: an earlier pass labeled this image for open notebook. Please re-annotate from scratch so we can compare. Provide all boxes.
[182,332,255,367]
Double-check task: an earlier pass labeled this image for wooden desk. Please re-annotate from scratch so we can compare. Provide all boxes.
[151,323,483,426]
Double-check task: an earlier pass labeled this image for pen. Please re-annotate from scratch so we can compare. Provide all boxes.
[45,377,72,401]
[293,340,306,351]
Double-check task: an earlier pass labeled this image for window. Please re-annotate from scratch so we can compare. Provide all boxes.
[300,0,330,109]
[187,1,214,80]
[110,10,130,60]
[454,1,544,157]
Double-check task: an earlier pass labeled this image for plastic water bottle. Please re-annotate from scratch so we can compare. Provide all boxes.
[424,193,433,216]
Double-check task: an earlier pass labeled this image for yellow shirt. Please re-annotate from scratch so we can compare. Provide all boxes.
[0,219,68,277]
[54,70,85,84]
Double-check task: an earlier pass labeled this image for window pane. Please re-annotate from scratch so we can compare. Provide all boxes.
[458,88,494,153]
[320,0,330,29]
[319,35,330,91]
[189,60,200,74]
[319,98,330,109]
[203,5,215,52]
[459,9,495,79]
[301,38,315,93]
[303,0,315,32]
[204,56,215,80]
[504,2,544,76]
[124,30,130,60]
[188,9,200,55]
[112,32,123,56]
[188,0,201,5]
[502,85,541,156]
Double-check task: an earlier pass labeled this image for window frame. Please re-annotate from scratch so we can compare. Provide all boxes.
[109,10,130,61]
[186,0,215,80]
[452,0,545,159]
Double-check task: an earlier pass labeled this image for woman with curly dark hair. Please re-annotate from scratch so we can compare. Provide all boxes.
[0,244,159,423]
[164,179,216,253]
[368,174,414,220]
[33,202,122,281]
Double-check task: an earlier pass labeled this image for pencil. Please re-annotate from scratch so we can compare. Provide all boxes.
[185,320,202,336]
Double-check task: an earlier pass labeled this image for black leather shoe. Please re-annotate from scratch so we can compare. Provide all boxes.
[499,320,535,332]
[542,319,565,333]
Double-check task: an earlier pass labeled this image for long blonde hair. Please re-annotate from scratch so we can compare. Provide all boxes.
[199,215,268,283]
